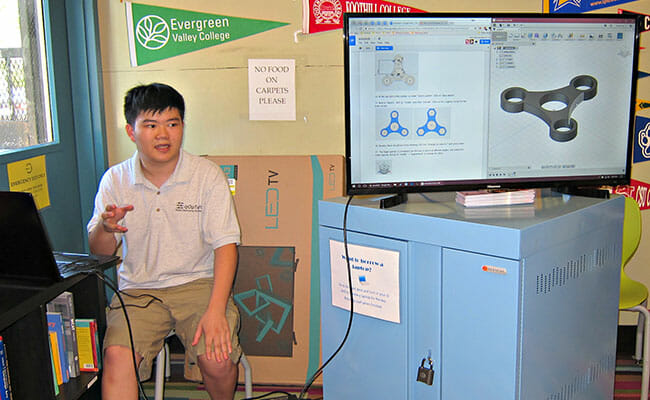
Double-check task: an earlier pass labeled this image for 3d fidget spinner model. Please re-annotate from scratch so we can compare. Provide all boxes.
[500,75,597,142]
[381,109,446,138]
[380,110,409,137]
[416,108,447,136]
[382,55,415,86]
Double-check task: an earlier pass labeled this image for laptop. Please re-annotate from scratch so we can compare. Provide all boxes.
[0,191,119,288]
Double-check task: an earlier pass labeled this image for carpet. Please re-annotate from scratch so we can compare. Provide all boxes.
[144,375,642,400]
[616,374,646,399]
[616,356,646,399]
[140,382,323,400]
[142,354,638,399]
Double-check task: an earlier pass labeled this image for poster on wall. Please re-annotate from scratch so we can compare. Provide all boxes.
[248,59,296,121]
[329,240,400,323]
[542,0,637,13]
[614,179,650,210]
[636,99,650,112]
[7,155,50,209]
[125,2,288,66]
[302,0,425,34]
[633,115,650,164]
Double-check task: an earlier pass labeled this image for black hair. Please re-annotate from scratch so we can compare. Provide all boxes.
[123,83,185,126]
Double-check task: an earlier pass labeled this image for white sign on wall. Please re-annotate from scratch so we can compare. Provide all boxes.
[329,240,400,323]
[248,59,296,121]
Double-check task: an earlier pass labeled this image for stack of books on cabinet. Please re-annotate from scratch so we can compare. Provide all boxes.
[455,189,537,207]
[46,291,101,395]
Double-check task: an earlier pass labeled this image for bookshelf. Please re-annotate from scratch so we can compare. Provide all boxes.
[0,256,117,399]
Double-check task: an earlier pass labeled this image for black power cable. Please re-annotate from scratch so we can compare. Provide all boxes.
[298,195,355,400]
[91,271,151,400]
[242,390,296,400]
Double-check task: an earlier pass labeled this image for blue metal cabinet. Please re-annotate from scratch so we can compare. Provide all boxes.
[318,192,624,400]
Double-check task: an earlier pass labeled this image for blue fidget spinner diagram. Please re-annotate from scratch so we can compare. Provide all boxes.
[416,108,446,136]
[380,110,409,137]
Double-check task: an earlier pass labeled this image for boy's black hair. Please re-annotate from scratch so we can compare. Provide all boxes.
[124,83,185,126]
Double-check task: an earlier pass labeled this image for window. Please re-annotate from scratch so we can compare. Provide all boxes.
[0,0,52,154]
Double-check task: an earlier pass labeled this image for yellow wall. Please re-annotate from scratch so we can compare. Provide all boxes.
[97,1,650,326]
[98,0,539,165]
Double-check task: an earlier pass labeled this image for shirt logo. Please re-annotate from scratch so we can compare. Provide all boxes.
[176,201,203,212]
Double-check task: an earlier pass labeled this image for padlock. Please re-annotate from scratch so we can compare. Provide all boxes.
[417,358,434,385]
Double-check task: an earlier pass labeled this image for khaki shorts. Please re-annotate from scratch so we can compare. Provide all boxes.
[104,278,241,382]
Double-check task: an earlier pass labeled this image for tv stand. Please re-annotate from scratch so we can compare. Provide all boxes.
[318,193,624,399]
[553,186,610,199]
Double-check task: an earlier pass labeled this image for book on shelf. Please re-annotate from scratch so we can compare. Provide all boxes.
[48,331,63,385]
[76,319,99,372]
[91,320,101,369]
[46,312,69,383]
[455,189,536,207]
[0,336,12,400]
[83,319,101,370]
[46,291,80,378]
[47,334,59,396]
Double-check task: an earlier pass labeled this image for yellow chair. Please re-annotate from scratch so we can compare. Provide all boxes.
[619,196,648,399]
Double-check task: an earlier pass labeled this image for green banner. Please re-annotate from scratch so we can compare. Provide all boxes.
[125,2,289,66]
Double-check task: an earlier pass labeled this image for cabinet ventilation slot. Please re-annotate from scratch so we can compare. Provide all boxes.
[535,244,616,295]
[545,355,614,400]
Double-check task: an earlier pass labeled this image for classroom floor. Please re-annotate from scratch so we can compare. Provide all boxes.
[142,328,646,400]
[141,337,322,399]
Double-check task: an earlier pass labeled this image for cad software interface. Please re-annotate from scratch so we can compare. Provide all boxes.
[346,15,637,190]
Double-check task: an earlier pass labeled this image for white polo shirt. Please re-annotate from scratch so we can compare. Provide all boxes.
[87,150,241,290]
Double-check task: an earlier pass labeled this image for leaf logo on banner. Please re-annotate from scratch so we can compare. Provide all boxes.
[136,16,170,50]
[125,1,288,66]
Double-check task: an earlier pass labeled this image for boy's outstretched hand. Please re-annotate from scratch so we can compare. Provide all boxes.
[100,204,134,233]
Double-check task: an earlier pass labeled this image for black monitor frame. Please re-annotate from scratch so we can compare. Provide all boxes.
[344,12,641,196]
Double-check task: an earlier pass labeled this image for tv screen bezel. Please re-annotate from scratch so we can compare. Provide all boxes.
[343,12,641,196]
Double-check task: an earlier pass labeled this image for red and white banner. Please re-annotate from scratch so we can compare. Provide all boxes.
[613,179,650,210]
[302,0,425,34]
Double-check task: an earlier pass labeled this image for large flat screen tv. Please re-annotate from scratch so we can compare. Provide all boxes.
[344,13,640,196]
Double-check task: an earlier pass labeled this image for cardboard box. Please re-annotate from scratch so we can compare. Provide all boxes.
[205,155,345,385]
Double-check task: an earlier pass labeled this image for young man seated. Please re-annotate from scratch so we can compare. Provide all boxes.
[88,83,241,400]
